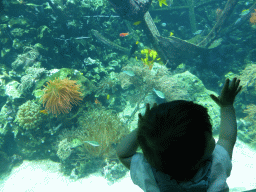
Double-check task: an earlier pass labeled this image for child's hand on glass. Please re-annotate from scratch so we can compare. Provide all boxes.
[210,78,242,107]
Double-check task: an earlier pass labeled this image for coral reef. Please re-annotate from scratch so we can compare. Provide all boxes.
[57,138,72,161]
[11,45,40,70]
[119,62,189,101]
[14,100,42,131]
[119,62,220,133]
[102,158,127,184]
[154,75,188,101]
[18,67,46,94]
[96,76,118,97]
[5,81,21,99]
[41,78,83,116]
[238,64,256,103]
[1,0,255,182]
[55,108,129,178]
[239,104,256,146]
[77,107,129,159]
[0,103,15,136]
[0,151,11,174]
[239,64,256,91]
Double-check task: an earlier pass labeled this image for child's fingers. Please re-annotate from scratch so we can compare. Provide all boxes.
[210,94,219,104]
[235,79,240,88]
[221,79,230,94]
[235,86,242,96]
[230,78,237,89]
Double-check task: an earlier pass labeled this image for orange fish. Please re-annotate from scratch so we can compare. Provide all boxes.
[95,98,101,104]
[120,32,129,37]
[40,110,48,115]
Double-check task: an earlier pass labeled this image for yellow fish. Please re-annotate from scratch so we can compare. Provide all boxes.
[158,0,168,7]
[40,110,48,115]
[133,21,142,25]
[240,9,250,16]
[170,32,174,36]
[107,94,110,100]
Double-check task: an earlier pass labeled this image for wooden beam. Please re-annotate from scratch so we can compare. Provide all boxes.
[187,0,197,33]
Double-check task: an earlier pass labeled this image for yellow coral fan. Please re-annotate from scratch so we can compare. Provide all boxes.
[41,78,83,116]
[158,0,168,7]
[149,50,158,61]
[141,49,160,70]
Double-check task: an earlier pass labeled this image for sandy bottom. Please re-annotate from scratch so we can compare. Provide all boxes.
[227,139,256,191]
[0,138,255,192]
[0,159,143,192]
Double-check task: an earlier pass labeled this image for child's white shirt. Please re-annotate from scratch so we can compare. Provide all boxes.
[130,144,232,192]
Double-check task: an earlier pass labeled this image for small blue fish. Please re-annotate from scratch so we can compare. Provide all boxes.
[234,18,241,25]
[193,30,203,35]
[84,141,100,147]
[161,23,167,27]
[153,88,165,99]
[122,70,135,76]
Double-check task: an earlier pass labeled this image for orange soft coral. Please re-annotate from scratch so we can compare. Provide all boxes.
[41,78,83,116]
[250,9,256,25]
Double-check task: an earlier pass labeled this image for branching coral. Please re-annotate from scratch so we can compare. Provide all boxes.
[41,78,83,116]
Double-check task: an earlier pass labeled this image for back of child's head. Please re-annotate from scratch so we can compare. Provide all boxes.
[137,100,212,181]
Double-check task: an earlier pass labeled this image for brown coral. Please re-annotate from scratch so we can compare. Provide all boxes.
[14,100,42,130]
[243,104,256,144]
[250,9,256,25]
[77,108,129,159]
[41,78,83,116]
[238,64,256,102]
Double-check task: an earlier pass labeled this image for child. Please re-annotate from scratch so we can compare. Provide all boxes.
[116,78,242,192]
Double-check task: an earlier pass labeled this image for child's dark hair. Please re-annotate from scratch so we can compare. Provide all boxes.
[137,100,212,181]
